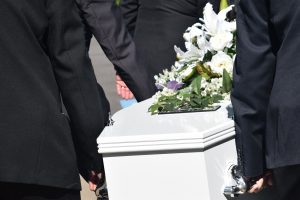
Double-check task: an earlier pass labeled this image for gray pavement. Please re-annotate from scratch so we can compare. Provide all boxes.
[80,38,122,200]
[89,38,122,114]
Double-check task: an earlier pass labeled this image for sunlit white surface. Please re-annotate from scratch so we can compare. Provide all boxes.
[98,99,234,153]
[97,99,275,200]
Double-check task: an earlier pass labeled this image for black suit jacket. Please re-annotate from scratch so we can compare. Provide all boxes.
[232,0,300,177]
[0,0,108,189]
[120,0,220,86]
[75,0,157,101]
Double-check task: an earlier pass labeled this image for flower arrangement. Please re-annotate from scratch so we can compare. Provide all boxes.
[149,3,236,114]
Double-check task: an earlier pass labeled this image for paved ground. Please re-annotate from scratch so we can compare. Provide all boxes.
[80,38,122,200]
[89,38,122,114]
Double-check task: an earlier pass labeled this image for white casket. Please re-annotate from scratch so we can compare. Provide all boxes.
[97,99,277,200]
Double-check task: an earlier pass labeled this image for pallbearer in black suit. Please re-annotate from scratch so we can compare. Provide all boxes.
[120,0,221,88]
[75,0,156,101]
[0,0,109,199]
[232,0,300,198]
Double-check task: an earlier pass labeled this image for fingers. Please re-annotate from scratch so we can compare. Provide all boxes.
[121,87,134,99]
[128,90,134,99]
[89,170,97,191]
[116,82,122,96]
[248,178,264,193]
[116,75,123,96]
[247,172,273,194]
[89,181,97,191]
[89,171,103,191]
[115,75,134,99]
[120,87,133,99]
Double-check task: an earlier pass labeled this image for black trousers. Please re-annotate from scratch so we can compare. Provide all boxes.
[273,164,300,200]
[0,183,80,200]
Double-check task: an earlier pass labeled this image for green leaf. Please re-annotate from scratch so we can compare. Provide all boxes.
[202,51,213,63]
[181,93,191,101]
[212,94,224,103]
[148,104,160,115]
[196,63,221,79]
[223,69,232,93]
[191,76,202,95]
[164,103,175,111]
[192,97,204,106]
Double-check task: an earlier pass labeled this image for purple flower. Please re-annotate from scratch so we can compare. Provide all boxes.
[167,81,184,91]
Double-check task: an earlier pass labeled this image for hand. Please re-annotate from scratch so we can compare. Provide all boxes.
[248,172,273,193]
[88,171,103,191]
[116,75,134,99]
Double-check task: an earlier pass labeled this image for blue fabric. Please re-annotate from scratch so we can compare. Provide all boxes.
[120,99,137,108]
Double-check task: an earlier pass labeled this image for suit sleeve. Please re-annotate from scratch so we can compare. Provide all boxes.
[120,0,139,37]
[75,0,156,101]
[231,0,276,177]
[46,0,108,181]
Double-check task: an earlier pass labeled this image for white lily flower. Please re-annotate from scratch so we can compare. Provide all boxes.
[183,23,204,42]
[174,45,185,58]
[207,51,233,74]
[222,21,236,32]
[184,41,193,51]
[197,35,210,52]
[174,61,185,70]
[218,5,235,21]
[217,6,236,32]
[209,31,233,51]
[203,3,219,36]
[203,3,236,37]
[180,65,195,79]
[218,9,236,32]
[188,45,205,59]
[176,44,205,61]
[183,33,190,42]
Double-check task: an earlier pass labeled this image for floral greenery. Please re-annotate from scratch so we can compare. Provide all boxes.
[115,0,121,6]
[149,3,236,114]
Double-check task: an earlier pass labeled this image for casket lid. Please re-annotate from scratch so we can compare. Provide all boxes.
[97,99,234,154]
